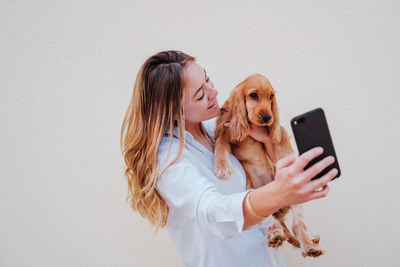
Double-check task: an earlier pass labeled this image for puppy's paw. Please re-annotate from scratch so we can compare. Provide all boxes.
[214,161,233,179]
[301,242,324,258]
[311,235,320,244]
[265,229,287,248]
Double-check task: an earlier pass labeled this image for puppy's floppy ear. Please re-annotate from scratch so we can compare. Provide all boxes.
[228,83,250,143]
[270,90,281,144]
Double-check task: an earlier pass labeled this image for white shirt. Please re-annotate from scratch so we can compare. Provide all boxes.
[156,118,287,267]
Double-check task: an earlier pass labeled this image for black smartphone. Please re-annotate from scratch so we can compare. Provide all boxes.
[290,107,341,181]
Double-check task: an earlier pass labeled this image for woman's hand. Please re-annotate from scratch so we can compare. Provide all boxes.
[223,122,336,205]
[270,147,338,207]
[248,123,271,144]
[224,122,272,144]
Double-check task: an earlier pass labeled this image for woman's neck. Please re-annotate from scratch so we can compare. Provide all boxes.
[184,120,214,152]
[185,120,203,140]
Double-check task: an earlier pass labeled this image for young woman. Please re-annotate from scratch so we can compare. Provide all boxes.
[120,50,337,267]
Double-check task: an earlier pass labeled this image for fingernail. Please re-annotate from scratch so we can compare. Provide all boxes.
[316,147,323,153]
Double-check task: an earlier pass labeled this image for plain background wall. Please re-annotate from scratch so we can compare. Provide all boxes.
[1,0,399,266]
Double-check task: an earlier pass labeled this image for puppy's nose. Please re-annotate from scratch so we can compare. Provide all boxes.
[261,114,271,123]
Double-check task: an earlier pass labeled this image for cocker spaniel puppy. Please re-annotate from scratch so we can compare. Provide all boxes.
[214,73,323,257]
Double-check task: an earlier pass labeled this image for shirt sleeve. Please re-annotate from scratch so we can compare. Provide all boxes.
[156,148,254,240]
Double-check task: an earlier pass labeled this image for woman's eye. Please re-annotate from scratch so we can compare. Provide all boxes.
[250,93,258,100]
[197,91,205,101]
[270,94,274,100]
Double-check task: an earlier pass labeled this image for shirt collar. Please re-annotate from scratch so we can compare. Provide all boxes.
[165,126,212,155]
[165,126,195,144]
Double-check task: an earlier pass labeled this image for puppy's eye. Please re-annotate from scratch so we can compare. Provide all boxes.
[250,93,258,100]
[270,94,274,100]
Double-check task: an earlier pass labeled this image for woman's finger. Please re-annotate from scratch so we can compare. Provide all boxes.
[306,168,338,191]
[276,153,297,169]
[301,155,336,181]
[224,122,231,127]
[307,183,330,201]
[291,147,324,172]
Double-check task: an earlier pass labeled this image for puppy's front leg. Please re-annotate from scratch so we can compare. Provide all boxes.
[291,204,324,257]
[214,136,234,178]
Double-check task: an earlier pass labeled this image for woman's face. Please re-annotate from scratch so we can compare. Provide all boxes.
[182,60,219,123]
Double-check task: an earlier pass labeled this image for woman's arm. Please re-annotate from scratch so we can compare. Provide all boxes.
[157,143,261,240]
[242,183,281,230]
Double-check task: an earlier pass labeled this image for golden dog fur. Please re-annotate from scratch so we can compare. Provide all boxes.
[213,74,323,257]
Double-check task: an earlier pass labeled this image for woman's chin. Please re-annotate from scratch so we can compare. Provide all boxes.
[205,110,219,120]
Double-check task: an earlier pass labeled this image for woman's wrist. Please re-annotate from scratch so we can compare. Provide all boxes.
[250,181,283,217]
[261,141,269,151]
[262,136,273,148]
[262,138,278,164]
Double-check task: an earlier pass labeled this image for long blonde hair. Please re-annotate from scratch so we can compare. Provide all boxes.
[120,50,213,233]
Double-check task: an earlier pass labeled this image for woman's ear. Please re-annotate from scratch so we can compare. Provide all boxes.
[270,93,281,144]
[228,84,250,143]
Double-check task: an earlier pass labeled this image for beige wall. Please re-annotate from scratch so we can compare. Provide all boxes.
[1,0,399,266]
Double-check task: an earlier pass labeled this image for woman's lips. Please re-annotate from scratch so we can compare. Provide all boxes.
[208,101,217,109]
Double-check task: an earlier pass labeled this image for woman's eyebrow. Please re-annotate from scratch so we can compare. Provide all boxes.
[192,68,207,99]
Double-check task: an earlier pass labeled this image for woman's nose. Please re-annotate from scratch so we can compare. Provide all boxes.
[207,86,218,99]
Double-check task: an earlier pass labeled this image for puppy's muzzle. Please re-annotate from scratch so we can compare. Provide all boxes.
[261,114,271,123]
